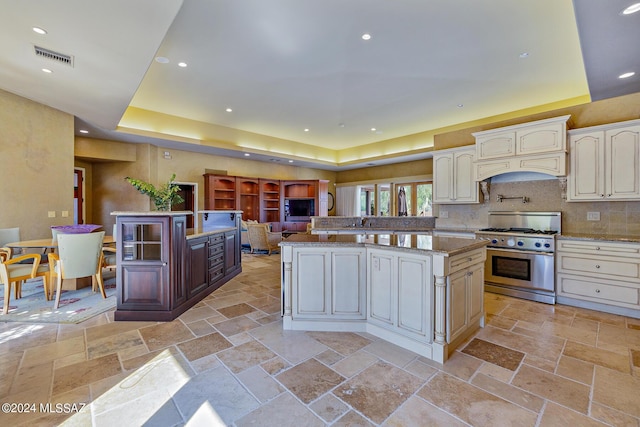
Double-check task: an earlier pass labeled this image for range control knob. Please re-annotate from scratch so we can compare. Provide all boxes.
[507,238,516,247]
[491,239,498,244]
[544,243,551,248]
[534,242,542,248]
[517,241,524,247]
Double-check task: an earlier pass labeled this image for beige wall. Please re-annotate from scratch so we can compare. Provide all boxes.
[78,139,338,230]
[0,89,74,240]
[336,159,433,184]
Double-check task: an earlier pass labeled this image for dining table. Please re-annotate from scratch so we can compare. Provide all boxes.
[4,235,115,290]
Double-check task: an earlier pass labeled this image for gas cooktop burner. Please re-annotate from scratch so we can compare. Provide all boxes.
[478,227,558,235]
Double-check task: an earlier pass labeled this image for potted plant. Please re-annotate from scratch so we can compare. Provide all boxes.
[125,174,184,211]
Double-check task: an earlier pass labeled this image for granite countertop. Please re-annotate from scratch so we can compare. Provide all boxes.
[187,226,237,239]
[111,211,193,216]
[281,233,488,256]
[558,233,640,244]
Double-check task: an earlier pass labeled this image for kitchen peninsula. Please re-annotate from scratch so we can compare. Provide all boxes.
[280,222,488,363]
[112,210,241,321]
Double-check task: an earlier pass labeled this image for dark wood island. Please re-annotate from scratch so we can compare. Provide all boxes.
[112,210,242,321]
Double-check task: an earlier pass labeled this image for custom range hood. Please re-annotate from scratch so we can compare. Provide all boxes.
[472,115,571,181]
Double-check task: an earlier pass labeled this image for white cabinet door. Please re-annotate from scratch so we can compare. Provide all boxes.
[446,259,484,343]
[397,253,432,341]
[331,250,366,318]
[433,147,478,204]
[568,121,640,201]
[293,248,366,320]
[294,251,329,318]
[607,125,640,199]
[368,249,433,343]
[568,131,604,200]
[368,250,395,326]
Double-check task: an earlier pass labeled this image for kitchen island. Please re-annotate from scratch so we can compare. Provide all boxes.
[112,210,242,321]
[280,233,488,363]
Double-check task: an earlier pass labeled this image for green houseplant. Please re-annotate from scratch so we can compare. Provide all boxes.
[125,174,184,211]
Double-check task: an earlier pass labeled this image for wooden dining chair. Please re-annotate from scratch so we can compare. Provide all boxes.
[47,231,106,309]
[0,248,41,314]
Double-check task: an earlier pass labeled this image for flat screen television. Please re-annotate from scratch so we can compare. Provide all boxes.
[286,198,314,218]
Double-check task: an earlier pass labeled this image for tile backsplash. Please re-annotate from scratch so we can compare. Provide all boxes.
[435,176,640,236]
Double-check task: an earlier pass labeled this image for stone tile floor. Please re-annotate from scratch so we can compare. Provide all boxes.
[1,253,639,426]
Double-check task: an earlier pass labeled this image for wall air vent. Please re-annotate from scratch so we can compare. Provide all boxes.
[34,45,74,67]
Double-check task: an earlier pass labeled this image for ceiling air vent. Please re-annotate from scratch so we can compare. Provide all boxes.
[34,45,74,67]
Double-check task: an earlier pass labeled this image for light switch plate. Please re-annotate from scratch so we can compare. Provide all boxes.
[587,212,600,221]
[61,210,69,217]
[48,211,56,218]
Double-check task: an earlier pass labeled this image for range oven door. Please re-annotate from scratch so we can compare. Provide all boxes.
[485,248,554,293]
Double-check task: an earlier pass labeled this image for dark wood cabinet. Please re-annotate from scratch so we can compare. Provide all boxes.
[236,177,260,221]
[260,179,281,230]
[114,211,242,321]
[204,174,237,210]
[186,236,208,298]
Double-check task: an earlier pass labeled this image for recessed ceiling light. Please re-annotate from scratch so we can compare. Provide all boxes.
[288,160,294,163]
[32,26,47,35]
[371,128,376,132]
[338,123,345,128]
[225,108,233,112]
[361,33,371,40]
[519,52,529,58]
[304,128,309,132]
[79,129,89,134]
[619,71,636,79]
[621,2,640,14]
[155,56,169,64]
[178,62,187,68]
[457,104,464,108]
[244,153,250,157]
[42,68,52,73]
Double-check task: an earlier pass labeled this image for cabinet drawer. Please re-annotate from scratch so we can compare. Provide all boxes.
[557,253,640,280]
[209,234,225,245]
[557,274,640,306]
[209,265,225,284]
[557,240,640,257]
[209,253,224,268]
[448,248,486,273]
[209,243,224,256]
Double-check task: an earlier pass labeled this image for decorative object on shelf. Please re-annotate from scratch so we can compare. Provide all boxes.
[125,174,184,211]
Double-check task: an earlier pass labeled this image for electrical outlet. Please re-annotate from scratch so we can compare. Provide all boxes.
[587,211,600,221]
[61,210,69,217]
[48,211,56,218]
[440,210,449,219]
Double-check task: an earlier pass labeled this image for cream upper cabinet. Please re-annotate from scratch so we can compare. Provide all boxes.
[567,119,640,201]
[474,115,569,161]
[433,146,479,204]
[472,115,570,180]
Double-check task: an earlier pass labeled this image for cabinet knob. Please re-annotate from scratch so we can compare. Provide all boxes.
[607,194,611,197]
[467,257,472,262]
[595,289,601,293]
[600,194,605,198]
[595,265,600,269]
[595,247,600,250]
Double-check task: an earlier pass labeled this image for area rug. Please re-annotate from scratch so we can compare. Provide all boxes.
[0,276,116,324]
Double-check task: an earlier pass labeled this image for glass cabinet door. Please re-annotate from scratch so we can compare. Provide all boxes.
[122,222,163,261]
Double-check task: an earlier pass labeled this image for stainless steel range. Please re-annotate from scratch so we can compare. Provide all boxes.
[476,211,561,304]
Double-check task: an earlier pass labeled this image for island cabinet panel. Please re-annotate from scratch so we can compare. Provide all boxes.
[292,247,366,320]
[186,236,208,298]
[368,249,432,342]
[114,211,242,321]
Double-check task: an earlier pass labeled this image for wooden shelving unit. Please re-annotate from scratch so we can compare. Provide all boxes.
[236,177,260,221]
[204,174,327,231]
[260,179,281,230]
[203,174,236,210]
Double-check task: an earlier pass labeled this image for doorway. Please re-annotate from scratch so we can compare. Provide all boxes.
[172,182,198,229]
[73,167,85,224]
